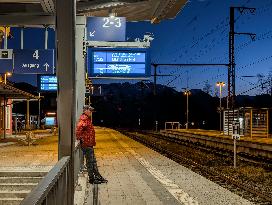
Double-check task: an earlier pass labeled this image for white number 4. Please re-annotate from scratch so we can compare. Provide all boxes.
[33,50,39,60]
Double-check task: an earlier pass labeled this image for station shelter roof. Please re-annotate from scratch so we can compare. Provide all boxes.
[0,0,188,23]
[0,81,39,100]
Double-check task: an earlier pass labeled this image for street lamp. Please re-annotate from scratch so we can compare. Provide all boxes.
[183,89,191,130]
[216,81,225,132]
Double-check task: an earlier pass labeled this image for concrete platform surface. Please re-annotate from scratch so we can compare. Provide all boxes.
[84,127,253,205]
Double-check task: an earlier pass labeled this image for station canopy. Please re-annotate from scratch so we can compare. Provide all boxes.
[0,0,187,23]
[0,81,39,100]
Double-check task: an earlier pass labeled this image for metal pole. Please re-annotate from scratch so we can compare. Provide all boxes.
[38,93,41,129]
[153,65,157,96]
[3,96,6,139]
[45,26,48,50]
[234,138,237,168]
[93,184,99,205]
[21,27,24,49]
[219,85,222,132]
[228,7,235,136]
[267,109,269,138]
[153,65,157,131]
[228,7,235,109]
[4,27,8,49]
[186,92,189,130]
[250,109,253,138]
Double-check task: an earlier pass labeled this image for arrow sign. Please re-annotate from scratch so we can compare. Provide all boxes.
[89,31,95,37]
[44,63,49,72]
[14,49,54,74]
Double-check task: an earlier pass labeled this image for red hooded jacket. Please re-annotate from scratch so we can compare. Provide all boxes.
[76,114,96,147]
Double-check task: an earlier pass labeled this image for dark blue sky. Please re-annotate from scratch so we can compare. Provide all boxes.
[6,0,272,96]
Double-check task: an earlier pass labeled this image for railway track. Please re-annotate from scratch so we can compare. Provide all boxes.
[119,130,272,205]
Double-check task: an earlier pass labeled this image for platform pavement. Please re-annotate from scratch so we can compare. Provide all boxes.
[83,127,253,205]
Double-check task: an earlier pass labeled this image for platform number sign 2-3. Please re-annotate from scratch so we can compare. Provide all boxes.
[102,17,122,28]
[86,17,126,42]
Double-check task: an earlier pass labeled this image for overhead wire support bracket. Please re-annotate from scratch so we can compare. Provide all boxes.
[234,32,256,41]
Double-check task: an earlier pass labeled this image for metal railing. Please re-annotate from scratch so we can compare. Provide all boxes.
[74,142,83,182]
[20,156,71,205]
[20,143,85,205]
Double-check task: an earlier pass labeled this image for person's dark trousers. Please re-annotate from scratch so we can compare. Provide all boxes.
[81,146,102,181]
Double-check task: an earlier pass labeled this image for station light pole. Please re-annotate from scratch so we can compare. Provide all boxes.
[216,82,225,132]
[183,90,191,130]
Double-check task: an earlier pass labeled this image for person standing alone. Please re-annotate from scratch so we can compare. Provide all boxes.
[76,105,107,184]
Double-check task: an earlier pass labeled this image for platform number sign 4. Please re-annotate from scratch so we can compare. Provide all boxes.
[33,50,39,60]
[14,49,54,74]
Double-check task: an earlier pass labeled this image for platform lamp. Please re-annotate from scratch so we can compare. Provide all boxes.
[4,72,12,84]
[216,82,225,132]
[183,89,191,130]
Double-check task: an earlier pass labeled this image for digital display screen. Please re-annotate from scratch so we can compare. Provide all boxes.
[93,52,146,63]
[93,63,146,74]
[87,48,151,78]
[38,75,57,92]
[45,117,56,126]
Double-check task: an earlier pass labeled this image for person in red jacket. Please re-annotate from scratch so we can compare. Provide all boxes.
[76,105,107,184]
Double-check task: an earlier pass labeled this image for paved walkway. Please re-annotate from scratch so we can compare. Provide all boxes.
[84,127,253,205]
[0,134,57,167]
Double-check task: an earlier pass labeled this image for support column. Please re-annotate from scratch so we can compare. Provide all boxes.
[56,0,76,204]
[75,16,86,121]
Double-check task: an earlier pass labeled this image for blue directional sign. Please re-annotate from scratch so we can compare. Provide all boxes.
[0,49,13,73]
[87,48,151,78]
[87,17,126,41]
[14,49,54,74]
[37,75,57,92]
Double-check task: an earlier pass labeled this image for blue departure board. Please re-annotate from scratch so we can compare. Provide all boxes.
[38,75,57,92]
[87,48,150,78]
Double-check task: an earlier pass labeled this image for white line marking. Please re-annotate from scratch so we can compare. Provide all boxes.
[113,134,199,205]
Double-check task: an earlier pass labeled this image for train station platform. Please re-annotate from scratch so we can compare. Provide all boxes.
[83,127,253,205]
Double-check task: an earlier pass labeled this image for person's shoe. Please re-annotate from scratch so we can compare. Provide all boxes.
[89,178,102,184]
[95,176,108,184]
